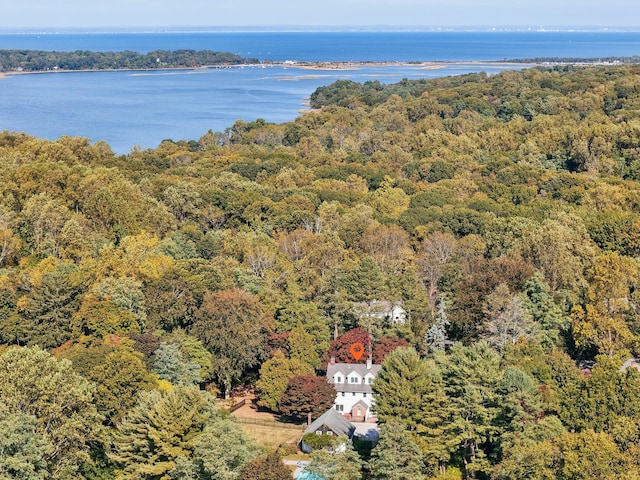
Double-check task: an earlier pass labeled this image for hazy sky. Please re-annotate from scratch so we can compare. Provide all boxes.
[2,0,640,29]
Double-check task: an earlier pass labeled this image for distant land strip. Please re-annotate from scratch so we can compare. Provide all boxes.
[0,49,260,73]
[508,55,640,64]
[1,49,638,74]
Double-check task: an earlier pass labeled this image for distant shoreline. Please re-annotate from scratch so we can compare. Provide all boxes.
[0,60,536,77]
[2,58,633,78]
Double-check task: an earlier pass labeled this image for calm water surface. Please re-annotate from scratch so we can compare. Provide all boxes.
[0,31,638,154]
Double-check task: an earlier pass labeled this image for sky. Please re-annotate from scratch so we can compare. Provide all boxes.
[2,0,640,29]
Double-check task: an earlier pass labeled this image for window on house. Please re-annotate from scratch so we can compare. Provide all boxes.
[335,376,342,383]
[335,404,344,412]
[316,430,322,435]
[326,431,333,435]
[350,377,358,383]
[341,392,345,397]
[352,392,356,396]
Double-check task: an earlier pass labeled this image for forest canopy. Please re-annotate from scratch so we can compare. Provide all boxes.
[2,64,640,478]
[0,49,259,72]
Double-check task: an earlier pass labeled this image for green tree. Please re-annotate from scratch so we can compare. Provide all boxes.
[288,323,321,370]
[368,420,425,480]
[373,347,434,428]
[16,260,83,347]
[572,251,639,358]
[559,356,640,448]
[169,415,260,480]
[514,212,596,294]
[240,453,292,480]
[0,407,52,480]
[166,329,214,381]
[521,273,568,351]
[153,342,201,385]
[306,447,363,480]
[347,257,385,306]
[275,299,331,364]
[437,342,504,479]
[56,339,157,425]
[0,346,102,479]
[495,430,639,480]
[373,347,454,472]
[89,347,157,425]
[255,350,312,412]
[110,385,216,479]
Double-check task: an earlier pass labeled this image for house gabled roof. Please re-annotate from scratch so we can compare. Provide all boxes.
[352,399,369,411]
[304,408,356,437]
[326,362,382,382]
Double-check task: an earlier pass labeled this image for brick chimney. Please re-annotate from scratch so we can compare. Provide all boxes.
[330,356,335,365]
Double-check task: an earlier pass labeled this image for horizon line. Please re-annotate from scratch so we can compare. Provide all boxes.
[2,25,640,34]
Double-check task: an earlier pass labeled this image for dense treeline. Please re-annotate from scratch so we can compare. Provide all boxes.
[3,64,640,478]
[508,55,640,64]
[0,49,259,72]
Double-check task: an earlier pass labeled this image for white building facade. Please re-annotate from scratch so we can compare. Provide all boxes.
[326,358,381,422]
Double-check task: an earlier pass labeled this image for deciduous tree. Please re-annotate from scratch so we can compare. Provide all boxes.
[191,289,270,397]
[279,374,336,421]
[0,346,102,479]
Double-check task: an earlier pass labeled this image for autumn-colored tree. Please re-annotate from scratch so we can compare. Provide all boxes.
[279,374,337,421]
[417,231,457,306]
[372,337,410,364]
[326,327,373,364]
[572,251,639,358]
[191,289,270,397]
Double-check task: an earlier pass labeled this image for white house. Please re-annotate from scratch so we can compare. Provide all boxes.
[326,357,381,422]
[355,300,407,324]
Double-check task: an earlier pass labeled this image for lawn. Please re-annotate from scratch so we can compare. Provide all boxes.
[236,417,305,450]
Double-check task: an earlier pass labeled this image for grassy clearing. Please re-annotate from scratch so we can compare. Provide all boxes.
[238,420,304,450]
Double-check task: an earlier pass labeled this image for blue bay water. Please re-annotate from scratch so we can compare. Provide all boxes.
[0,31,639,154]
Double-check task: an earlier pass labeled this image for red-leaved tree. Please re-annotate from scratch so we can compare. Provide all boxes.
[325,327,373,364]
[373,337,410,364]
[278,374,336,420]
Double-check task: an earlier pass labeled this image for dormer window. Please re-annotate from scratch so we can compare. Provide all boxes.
[350,377,358,383]
[335,376,342,383]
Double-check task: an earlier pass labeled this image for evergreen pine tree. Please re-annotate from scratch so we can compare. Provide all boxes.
[369,420,424,480]
[424,297,450,353]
